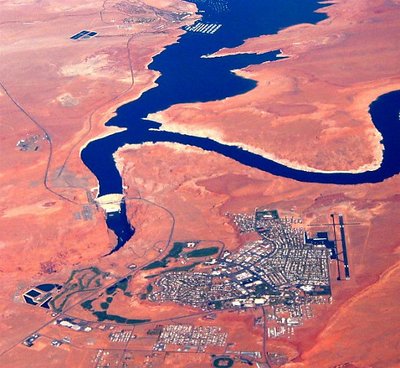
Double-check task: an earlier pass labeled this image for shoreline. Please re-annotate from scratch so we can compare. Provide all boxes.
[146,107,384,175]
[77,1,201,180]
[84,0,400,178]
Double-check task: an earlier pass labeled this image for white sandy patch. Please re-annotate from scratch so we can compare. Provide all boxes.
[56,92,79,106]
[60,54,109,77]
[3,0,38,4]
[202,48,287,59]
[79,126,127,155]
[118,141,208,155]
[118,75,133,84]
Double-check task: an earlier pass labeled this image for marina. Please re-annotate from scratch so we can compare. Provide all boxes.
[184,22,222,34]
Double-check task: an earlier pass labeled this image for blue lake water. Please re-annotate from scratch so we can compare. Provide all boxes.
[80,0,400,253]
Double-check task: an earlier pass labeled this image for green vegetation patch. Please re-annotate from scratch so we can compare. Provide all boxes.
[142,260,168,270]
[142,242,193,271]
[51,267,108,313]
[210,300,223,310]
[140,283,154,300]
[213,357,234,368]
[145,262,201,279]
[81,299,95,311]
[161,262,200,274]
[185,246,219,258]
[93,311,150,325]
[167,242,186,258]
[106,276,131,295]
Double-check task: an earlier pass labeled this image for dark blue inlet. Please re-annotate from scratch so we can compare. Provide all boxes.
[23,296,38,306]
[36,283,56,292]
[104,202,135,256]
[71,30,97,40]
[26,289,41,297]
[40,298,52,309]
[81,0,400,254]
[70,30,89,40]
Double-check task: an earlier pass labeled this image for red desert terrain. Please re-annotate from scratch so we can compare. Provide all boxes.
[0,0,399,367]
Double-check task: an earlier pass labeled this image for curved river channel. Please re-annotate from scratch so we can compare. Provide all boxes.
[81,0,400,253]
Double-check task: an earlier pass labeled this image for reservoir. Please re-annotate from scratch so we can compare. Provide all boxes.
[81,0,400,252]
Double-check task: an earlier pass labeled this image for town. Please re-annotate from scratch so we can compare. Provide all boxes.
[148,209,333,336]
[154,324,227,352]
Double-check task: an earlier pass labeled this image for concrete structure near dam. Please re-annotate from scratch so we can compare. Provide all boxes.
[95,194,124,213]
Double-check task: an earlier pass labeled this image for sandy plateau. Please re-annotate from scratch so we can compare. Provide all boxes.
[0,0,399,367]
